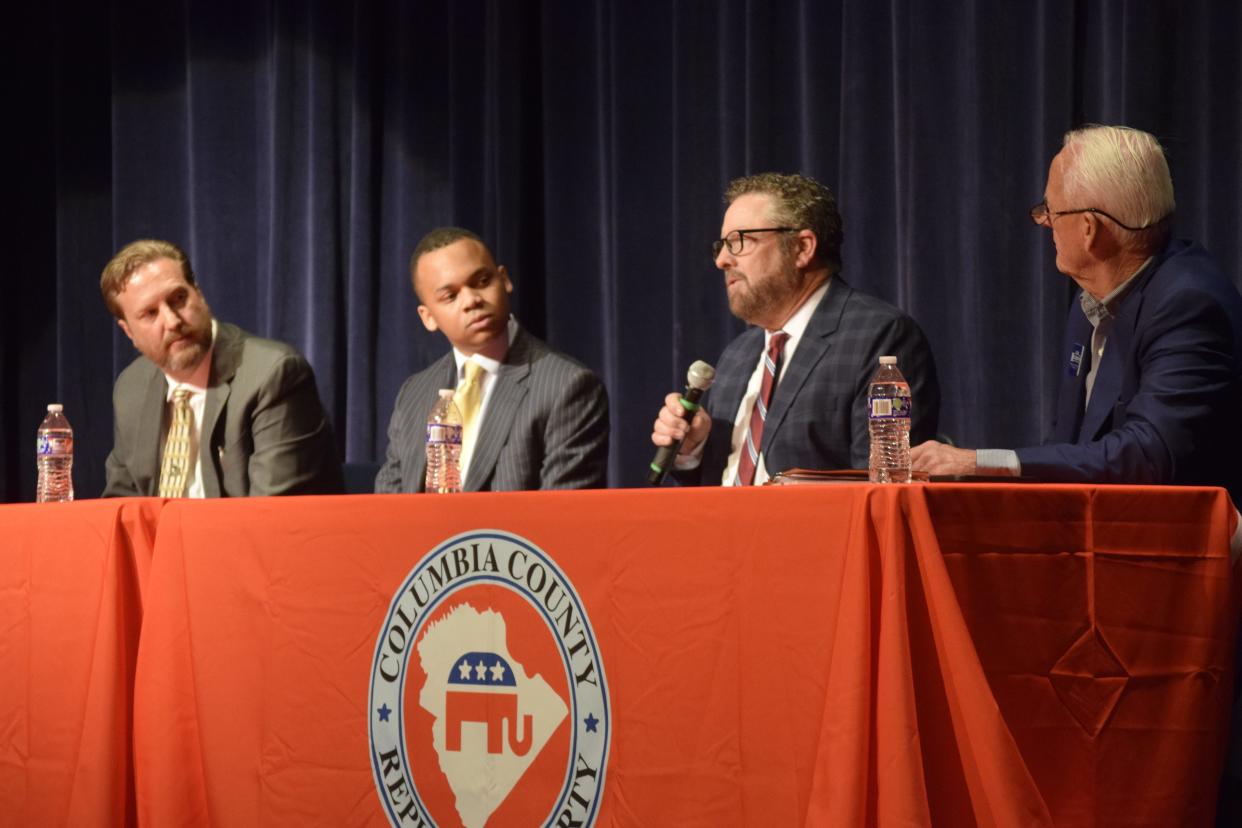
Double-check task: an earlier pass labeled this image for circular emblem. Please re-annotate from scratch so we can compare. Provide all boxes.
[369,530,609,827]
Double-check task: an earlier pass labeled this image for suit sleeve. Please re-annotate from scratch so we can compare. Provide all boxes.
[848,314,942,468]
[539,368,610,489]
[1016,286,1236,485]
[102,387,140,497]
[375,379,416,493]
[245,353,343,495]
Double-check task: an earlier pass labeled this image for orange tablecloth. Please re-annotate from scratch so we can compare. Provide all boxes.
[127,484,1238,827]
[0,498,163,827]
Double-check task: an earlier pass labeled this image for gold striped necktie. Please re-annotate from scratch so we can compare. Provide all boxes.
[158,388,194,498]
[454,360,485,451]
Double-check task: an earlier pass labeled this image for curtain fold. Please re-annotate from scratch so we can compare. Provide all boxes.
[6,0,1240,500]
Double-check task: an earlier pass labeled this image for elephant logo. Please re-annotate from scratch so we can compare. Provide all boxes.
[369,531,609,828]
[444,651,533,756]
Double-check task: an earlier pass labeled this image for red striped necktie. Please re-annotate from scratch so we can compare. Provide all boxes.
[735,331,789,486]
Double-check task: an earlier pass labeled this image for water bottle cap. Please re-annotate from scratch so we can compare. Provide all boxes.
[878,356,897,366]
[47,403,64,413]
[437,389,454,399]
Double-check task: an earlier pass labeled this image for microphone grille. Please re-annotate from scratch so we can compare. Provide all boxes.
[686,360,716,390]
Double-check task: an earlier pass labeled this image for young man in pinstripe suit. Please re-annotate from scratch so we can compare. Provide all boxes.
[374,227,609,493]
[651,173,940,485]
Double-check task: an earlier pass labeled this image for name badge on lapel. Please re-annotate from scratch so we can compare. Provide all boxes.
[1068,343,1086,377]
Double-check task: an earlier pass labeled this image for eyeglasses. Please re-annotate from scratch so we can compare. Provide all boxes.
[1029,200,1165,233]
[711,227,795,258]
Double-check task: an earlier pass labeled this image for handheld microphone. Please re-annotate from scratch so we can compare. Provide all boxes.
[648,360,716,485]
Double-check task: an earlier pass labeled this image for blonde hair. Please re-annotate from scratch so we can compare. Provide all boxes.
[100,239,196,319]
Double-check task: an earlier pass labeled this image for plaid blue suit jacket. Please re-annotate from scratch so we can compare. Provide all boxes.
[683,277,940,484]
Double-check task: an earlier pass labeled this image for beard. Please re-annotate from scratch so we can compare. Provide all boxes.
[726,258,804,325]
[162,319,213,373]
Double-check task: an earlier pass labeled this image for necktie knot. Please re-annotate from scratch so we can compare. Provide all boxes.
[462,360,484,388]
[768,331,789,358]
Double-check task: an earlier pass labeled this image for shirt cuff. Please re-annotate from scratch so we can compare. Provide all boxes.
[673,440,706,471]
[975,449,1021,476]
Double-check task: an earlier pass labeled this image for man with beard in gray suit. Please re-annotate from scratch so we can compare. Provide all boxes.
[101,239,342,497]
[651,173,940,485]
[375,227,609,492]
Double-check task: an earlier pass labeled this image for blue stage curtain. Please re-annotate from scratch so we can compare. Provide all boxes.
[5,0,1241,499]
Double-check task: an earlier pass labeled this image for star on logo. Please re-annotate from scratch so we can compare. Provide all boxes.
[377,703,391,723]
[474,661,487,681]
[489,661,506,682]
[457,659,472,680]
[583,713,599,733]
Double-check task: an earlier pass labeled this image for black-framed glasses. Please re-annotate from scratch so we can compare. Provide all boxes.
[1029,200,1165,232]
[711,227,795,258]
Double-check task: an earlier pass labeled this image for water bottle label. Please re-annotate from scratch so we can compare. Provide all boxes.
[426,423,463,445]
[37,434,74,456]
[868,396,911,420]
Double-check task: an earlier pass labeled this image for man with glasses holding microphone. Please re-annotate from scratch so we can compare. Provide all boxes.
[651,172,940,485]
[912,125,1242,507]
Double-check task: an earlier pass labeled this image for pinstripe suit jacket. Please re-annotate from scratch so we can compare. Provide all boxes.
[679,277,940,485]
[374,325,609,492]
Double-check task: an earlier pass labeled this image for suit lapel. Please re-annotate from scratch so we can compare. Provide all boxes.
[761,279,848,453]
[200,323,242,498]
[1052,309,1092,443]
[135,369,167,496]
[465,330,532,491]
[712,328,764,427]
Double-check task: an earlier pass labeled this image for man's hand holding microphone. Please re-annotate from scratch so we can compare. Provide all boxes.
[648,361,715,484]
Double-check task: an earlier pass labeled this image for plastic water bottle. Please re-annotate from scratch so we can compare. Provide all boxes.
[36,403,75,502]
[425,389,463,493]
[868,356,912,483]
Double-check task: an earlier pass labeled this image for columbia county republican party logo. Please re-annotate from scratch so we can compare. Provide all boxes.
[369,530,609,827]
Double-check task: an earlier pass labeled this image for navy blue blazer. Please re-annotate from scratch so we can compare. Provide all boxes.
[681,277,941,484]
[1016,239,1242,505]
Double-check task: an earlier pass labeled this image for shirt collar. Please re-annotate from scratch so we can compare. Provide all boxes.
[766,278,830,344]
[453,316,517,378]
[1079,257,1152,325]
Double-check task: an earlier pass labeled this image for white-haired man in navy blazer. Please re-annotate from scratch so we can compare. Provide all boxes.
[912,125,1242,506]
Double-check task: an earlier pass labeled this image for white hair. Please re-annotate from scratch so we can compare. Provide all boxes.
[1060,125,1174,250]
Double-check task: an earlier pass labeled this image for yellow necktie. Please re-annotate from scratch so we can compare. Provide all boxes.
[159,388,194,498]
[454,360,485,450]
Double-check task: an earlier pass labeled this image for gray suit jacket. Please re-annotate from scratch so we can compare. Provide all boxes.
[680,277,941,485]
[102,321,343,497]
[374,326,609,492]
